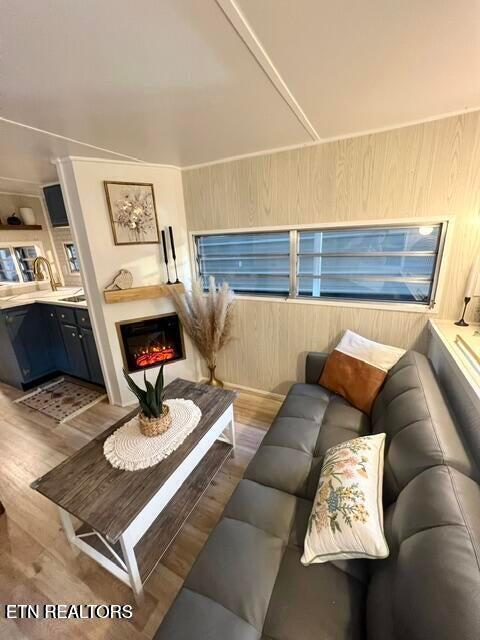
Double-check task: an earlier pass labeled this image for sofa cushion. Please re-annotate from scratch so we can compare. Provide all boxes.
[387,465,473,551]
[368,465,480,640]
[261,417,321,454]
[394,527,480,640]
[302,397,370,499]
[263,546,367,640]
[184,517,284,630]
[246,384,368,500]
[224,479,302,542]
[157,471,369,640]
[277,389,329,423]
[286,382,331,401]
[365,557,396,640]
[244,445,312,497]
[314,396,370,458]
[225,480,364,571]
[188,476,368,640]
[372,351,479,503]
[156,589,261,640]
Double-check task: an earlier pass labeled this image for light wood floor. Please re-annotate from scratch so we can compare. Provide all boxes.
[0,378,282,639]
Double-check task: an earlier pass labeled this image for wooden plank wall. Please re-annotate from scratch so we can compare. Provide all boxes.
[183,113,480,393]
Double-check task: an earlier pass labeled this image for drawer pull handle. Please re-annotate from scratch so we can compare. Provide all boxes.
[50,313,54,317]
[61,314,65,318]
[72,332,76,337]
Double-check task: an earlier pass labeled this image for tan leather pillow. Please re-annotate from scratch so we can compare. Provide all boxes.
[319,330,405,414]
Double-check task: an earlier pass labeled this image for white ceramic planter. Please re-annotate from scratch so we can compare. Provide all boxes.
[19,207,36,225]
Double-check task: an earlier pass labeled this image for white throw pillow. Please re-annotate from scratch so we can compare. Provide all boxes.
[301,433,389,565]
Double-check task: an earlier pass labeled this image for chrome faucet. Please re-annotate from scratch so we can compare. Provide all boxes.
[33,256,61,292]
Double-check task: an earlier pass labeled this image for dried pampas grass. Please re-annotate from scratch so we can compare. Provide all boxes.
[170,277,235,371]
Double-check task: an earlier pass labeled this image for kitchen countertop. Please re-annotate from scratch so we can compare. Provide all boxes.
[0,286,88,310]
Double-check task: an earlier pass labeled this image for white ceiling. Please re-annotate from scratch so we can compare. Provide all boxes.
[1,0,479,189]
[237,0,480,138]
[0,118,139,186]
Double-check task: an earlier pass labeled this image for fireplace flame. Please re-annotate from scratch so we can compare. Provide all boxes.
[135,345,175,368]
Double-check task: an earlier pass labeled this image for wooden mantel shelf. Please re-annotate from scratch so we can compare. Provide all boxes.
[103,282,184,304]
[0,224,42,231]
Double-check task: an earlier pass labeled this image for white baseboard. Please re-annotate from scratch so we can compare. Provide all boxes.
[200,377,285,402]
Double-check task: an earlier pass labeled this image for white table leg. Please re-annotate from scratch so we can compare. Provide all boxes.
[58,507,80,555]
[119,532,145,606]
[226,406,236,458]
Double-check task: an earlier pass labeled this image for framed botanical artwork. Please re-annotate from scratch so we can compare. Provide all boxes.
[104,181,160,245]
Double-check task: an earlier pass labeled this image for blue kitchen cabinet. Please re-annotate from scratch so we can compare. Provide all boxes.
[0,305,54,386]
[80,327,104,386]
[43,184,69,227]
[55,307,104,386]
[0,303,104,390]
[59,323,91,381]
[43,305,70,371]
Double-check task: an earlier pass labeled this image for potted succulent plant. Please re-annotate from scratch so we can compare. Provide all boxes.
[123,364,171,437]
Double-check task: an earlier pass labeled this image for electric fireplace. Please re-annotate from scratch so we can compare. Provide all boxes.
[117,313,185,373]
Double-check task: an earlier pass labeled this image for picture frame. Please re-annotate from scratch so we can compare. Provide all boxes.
[104,181,160,246]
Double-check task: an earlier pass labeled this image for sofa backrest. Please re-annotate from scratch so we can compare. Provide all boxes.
[367,464,480,640]
[368,350,480,639]
[371,350,479,504]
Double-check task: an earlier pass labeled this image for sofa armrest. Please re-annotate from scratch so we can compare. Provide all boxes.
[305,352,329,384]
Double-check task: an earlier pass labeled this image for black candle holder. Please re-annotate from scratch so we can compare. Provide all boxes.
[168,225,181,284]
[455,296,471,327]
[161,230,172,285]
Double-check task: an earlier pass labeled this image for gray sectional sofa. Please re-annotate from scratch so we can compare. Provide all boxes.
[155,351,480,640]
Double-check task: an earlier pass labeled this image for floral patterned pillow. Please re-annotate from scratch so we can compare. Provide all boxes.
[301,433,389,565]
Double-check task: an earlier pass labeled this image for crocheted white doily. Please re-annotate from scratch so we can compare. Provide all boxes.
[103,398,202,471]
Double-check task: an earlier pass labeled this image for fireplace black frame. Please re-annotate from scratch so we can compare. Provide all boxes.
[116,312,186,374]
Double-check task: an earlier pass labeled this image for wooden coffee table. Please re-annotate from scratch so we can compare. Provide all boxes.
[32,378,236,604]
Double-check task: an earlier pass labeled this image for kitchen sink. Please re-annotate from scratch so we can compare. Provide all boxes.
[60,295,86,303]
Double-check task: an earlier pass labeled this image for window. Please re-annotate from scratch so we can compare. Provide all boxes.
[196,231,290,295]
[296,225,443,303]
[14,246,38,282]
[0,247,20,283]
[64,242,80,273]
[0,244,41,284]
[194,222,447,307]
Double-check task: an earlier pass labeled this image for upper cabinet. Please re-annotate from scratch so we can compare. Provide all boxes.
[43,184,69,227]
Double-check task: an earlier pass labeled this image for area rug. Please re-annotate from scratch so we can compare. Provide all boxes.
[16,378,107,423]
[103,399,202,471]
